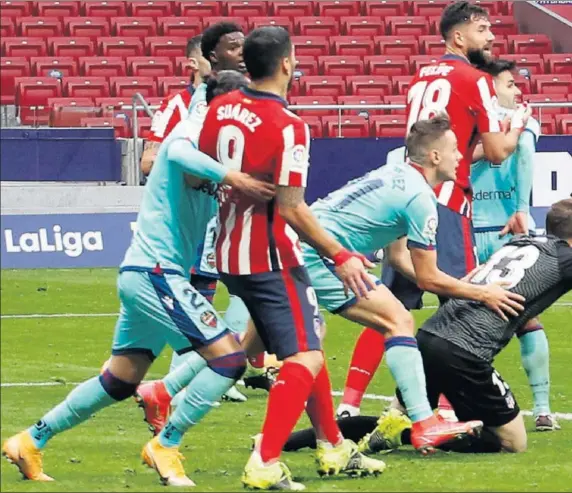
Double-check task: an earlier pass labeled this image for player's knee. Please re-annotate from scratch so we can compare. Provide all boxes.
[516,318,544,338]
[388,310,415,337]
[286,350,324,376]
[501,433,527,453]
[99,369,139,401]
[207,350,247,381]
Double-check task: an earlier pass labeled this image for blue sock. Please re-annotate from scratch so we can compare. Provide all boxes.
[163,351,207,398]
[28,376,116,449]
[519,329,551,416]
[385,337,433,423]
[223,295,251,334]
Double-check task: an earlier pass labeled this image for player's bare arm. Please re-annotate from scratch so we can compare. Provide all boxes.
[276,185,376,298]
[385,238,417,283]
[410,247,525,321]
[141,141,160,176]
[224,171,275,202]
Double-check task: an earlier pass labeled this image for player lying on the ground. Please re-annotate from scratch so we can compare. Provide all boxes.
[2,71,274,487]
[302,114,528,456]
[287,199,572,455]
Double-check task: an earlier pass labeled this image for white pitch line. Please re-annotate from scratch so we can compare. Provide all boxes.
[2,302,572,320]
[1,381,571,421]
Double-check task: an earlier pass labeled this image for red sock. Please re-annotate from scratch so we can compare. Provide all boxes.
[248,352,265,369]
[306,361,343,446]
[259,362,315,463]
[342,327,386,408]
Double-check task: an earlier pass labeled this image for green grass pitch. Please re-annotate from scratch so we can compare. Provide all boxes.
[1,269,571,492]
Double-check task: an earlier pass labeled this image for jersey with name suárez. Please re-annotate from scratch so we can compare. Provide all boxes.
[421,235,572,362]
[121,119,218,276]
[407,56,500,217]
[199,87,310,275]
[310,162,438,253]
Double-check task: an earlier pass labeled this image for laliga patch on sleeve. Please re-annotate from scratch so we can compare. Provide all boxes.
[289,144,309,171]
[423,215,438,243]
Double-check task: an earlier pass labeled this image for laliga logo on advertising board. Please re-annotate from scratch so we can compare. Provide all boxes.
[4,225,103,258]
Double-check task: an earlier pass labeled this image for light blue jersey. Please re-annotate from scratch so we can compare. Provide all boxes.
[303,162,438,313]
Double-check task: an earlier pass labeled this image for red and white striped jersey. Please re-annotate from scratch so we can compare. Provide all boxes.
[148,86,193,143]
[199,87,311,275]
[406,54,501,217]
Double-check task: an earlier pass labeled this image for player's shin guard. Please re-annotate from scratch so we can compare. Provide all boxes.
[341,328,385,410]
[518,326,551,416]
[163,351,207,398]
[28,371,136,449]
[384,337,433,423]
[158,351,246,448]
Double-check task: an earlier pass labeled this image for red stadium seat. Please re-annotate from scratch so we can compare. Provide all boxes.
[513,74,531,95]
[528,94,569,116]
[544,54,572,75]
[98,37,143,58]
[504,1,514,15]
[15,76,62,125]
[270,1,313,17]
[348,75,392,96]
[426,15,440,35]
[0,57,29,104]
[387,16,428,36]
[392,75,414,95]
[409,55,440,73]
[370,115,407,137]
[177,1,222,17]
[472,0,502,15]
[296,17,339,36]
[0,0,32,17]
[145,37,187,58]
[319,55,364,76]
[2,37,47,57]
[128,56,174,77]
[291,36,330,57]
[338,95,384,115]
[509,34,552,55]
[64,17,110,39]
[110,76,156,98]
[300,115,324,138]
[534,74,572,95]
[81,116,131,138]
[0,17,15,37]
[49,97,99,127]
[412,1,451,17]
[419,35,445,55]
[331,36,375,56]
[128,0,174,17]
[36,1,81,17]
[364,55,409,76]
[294,55,318,76]
[363,1,407,17]
[538,114,556,135]
[301,76,346,97]
[340,16,385,36]
[17,16,63,38]
[64,76,109,98]
[492,37,509,56]
[248,17,294,32]
[322,115,370,137]
[202,16,248,32]
[489,16,518,35]
[226,1,269,17]
[49,37,95,57]
[31,56,77,77]
[111,17,158,38]
[290,96,337,116]
[157,76,189,96]
[136,116,153,138]
[175,56,191,75]
[316,1,360,18]
[555,115,572,135]
[503,54,544,75]
[80,56,126,77]
[96,96,132,115]
[48,96,94,109]
[375,35,419,56]
[384,94,407,114]
[82,0,127,18]
[158,17,203,38]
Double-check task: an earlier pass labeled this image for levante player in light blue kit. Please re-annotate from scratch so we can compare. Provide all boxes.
[471,59,559,432]
[2,72,275,487]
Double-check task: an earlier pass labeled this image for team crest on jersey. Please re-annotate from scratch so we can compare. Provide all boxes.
[423,216,438,244]
[200,310,217,328]
[207,252,216,269]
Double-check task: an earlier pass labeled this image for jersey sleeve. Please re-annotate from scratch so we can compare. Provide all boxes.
[148,93,188,143]
[473,73,501,134]
[557,243,572,281]
[274,117,311,187]
[405,193,438,251]
[515,126,537,213]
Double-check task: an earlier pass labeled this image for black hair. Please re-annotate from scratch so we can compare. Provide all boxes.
[406,115,452,164]
[440,1,489,40]
[201,22,243,63]
[186,35,202,58]
[205,70,249,104]
[244,26,292,81]
[477,58,517,77]
[546,198,572,240]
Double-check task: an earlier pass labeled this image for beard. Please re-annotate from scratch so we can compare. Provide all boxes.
[467,47,491,68]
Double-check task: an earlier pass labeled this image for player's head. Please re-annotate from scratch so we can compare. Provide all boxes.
[186,35,211,86]
[201,22,246,73]
[440,1,494,65]
[406,114,462,183]
[478,59,521,109]
[205,70,249,105]
[546,198,572,244]
[244,26,295,96]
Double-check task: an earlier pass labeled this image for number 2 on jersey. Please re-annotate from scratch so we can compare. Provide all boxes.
[406,79,452,133]
[216,125,245,171]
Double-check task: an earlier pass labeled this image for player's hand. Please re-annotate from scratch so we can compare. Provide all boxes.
[224,170,276,202]
[511,103,531,130]
[333,249,377,299]
[500,212,528,238]
[480,283,525,321]
[461,266,481,283]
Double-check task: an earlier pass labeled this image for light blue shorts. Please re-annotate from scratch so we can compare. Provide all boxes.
[475,230,512,265]
[112,267,231,361]
[302,244,380,314]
